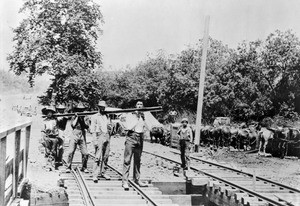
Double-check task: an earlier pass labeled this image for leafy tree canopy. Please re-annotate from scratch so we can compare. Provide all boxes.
[8,0,104,106]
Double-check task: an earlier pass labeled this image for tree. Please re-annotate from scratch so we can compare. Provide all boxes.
[7,0,103,105]
[260,30,300,115]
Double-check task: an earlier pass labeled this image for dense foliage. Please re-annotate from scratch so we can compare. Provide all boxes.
[8,2,300,124]
[8,0,104,107]
[99,30,300,123]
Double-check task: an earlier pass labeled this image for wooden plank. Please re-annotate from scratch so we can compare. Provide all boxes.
[195,16,210,150]
[0,121,31,140]
[24,126,31,178]
[0,136,7,206]
[19,149,24,178]
[5,186,13,206]
[13,130,21,198]
[5,158,13,180]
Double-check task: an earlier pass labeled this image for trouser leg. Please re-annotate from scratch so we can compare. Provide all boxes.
[67,138,77,169]
[42,136,51,158]
[185,141,191,169]
[56,136,64,164]
[92,135,102,178]
[133,143,142,182]
[79,139,89,169]
[58,143,64,164]
[180,140,186,168]
[51,138,58,158]
[100,139,110,175]
[123,140,134,183]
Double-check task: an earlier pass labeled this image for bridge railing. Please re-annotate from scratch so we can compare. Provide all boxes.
[0,121,32,206]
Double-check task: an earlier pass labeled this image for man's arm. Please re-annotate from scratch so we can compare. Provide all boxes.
[189,127,194,143]
[89,115,96,133]
[177,128,181,138]
[71,115,78,129]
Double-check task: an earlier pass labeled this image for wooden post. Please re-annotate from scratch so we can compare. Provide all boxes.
[13,130,21,198]
[194,16,210,152]
[0,136,7,206]
[24,126,31,178]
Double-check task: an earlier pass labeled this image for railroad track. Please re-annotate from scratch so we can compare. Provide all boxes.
[59,150,180,206]
[143,148,300,206]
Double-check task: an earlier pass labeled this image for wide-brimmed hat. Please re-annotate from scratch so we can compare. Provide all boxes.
[45,106,56,113]
[75,102,86,109]
[98,100,107,107]
[56,104,66,110]
[181,118,188,123]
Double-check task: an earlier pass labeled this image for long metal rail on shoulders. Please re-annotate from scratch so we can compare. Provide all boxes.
[43,106,163,118]
[88,153,159,206]
[143,150,287,206]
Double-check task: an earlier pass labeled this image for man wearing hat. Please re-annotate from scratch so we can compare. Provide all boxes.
[122,100,149,190]
[55,104,68,166]
[177,118,193,171]
[41,106,59,170]
[66,102,89,173]
[90,100,111,182]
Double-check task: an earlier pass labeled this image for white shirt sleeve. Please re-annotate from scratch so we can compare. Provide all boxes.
[90,115,96,133]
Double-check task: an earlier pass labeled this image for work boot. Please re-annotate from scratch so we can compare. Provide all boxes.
[102,173,111,180]
[81,168,89,173]
[135,180,148,187]
[122,182,129,191]
[93,177,98,183]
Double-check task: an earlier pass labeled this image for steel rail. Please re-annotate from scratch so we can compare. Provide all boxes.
[187,153,300,193]
[88,153,159,206]
[74,167,96,206]
[62,159,95,206]
[143,150,287,206]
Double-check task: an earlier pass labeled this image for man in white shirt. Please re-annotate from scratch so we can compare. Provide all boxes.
[90,100,111,182]
[122,100,149,190]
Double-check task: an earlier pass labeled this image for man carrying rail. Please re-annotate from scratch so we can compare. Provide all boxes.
[55,104,68,167]
[90,100,112,182]
[122,100,149,190]
[66,103,89,173]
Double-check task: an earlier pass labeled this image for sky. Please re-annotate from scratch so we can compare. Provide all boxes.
[1,0,300,71]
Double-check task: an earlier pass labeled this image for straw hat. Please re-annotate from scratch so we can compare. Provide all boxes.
[45,106,56,113]
[181,118,188,123]
[75,102,86,110]
[98,100,107,107]
[56,104,66,110]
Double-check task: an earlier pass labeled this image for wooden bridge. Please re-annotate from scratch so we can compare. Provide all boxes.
[0,121,32,206]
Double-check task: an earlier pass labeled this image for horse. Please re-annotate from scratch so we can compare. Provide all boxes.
[258,127,274,156]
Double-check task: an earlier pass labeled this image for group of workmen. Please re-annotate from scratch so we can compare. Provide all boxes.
[41,99,194,190]
[42,100,154,189]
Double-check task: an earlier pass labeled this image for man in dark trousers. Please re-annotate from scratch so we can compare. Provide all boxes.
[66,103,89,173]
[122,100,149,190]
[177,118,193,171]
